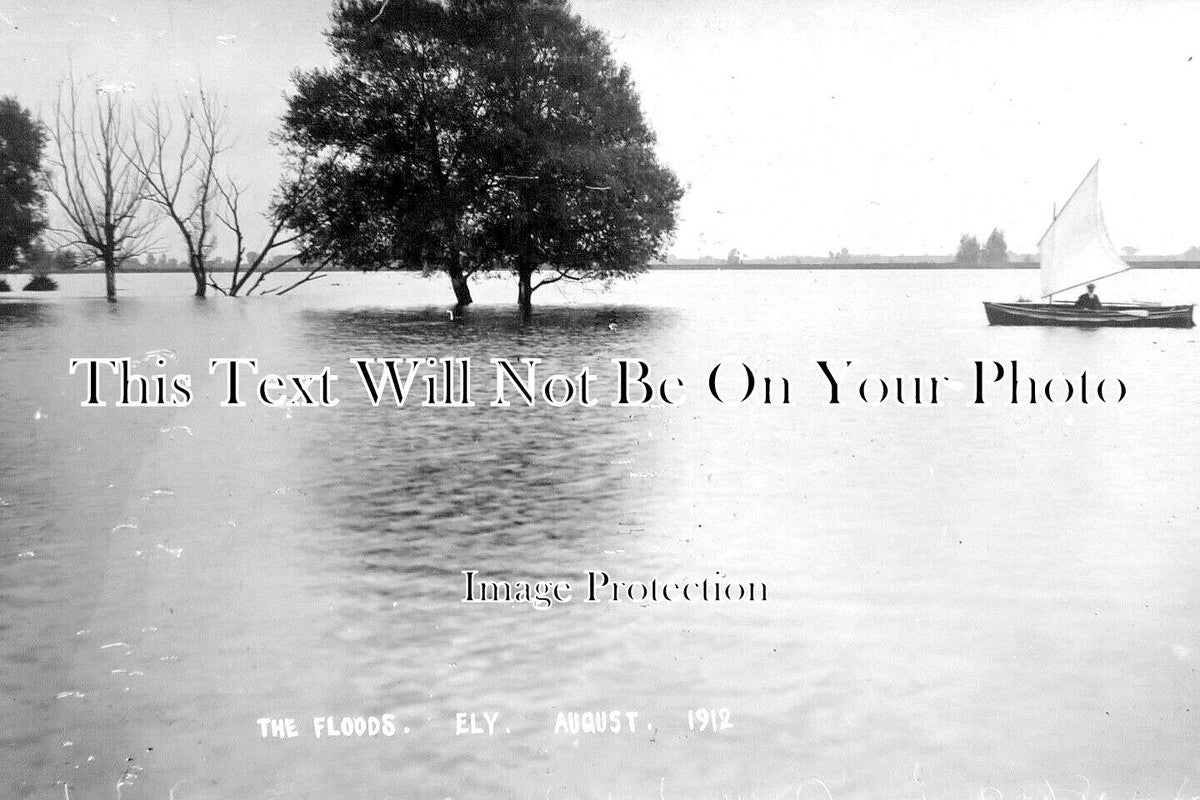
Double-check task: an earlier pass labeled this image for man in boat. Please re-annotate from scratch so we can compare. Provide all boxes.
[1075,283,1101,310]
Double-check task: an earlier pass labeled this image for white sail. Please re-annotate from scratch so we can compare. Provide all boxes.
[1038,162,1131,299]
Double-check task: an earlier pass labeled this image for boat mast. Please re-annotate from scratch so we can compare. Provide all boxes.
[1048,205,1057,302]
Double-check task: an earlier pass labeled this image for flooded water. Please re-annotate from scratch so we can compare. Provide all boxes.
[1,269,1198,800]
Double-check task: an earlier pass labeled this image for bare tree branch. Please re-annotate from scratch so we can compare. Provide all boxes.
[129,87,228,296]
[210,159,329,297]
[532,266,581,291]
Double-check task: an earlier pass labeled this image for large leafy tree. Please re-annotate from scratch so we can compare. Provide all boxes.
[281,0,492,307]
[0,97,48,270]
[280,0,682,315]
[465,0,682,317]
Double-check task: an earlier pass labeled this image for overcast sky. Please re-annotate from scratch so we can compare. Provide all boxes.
[4,0,1200,258]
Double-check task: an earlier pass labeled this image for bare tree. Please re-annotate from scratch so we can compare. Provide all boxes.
[44,75,153,300]
[208,170,328,297]
[131,89,226,297]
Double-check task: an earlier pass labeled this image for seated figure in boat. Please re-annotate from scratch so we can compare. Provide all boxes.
[1075,283,1101,310]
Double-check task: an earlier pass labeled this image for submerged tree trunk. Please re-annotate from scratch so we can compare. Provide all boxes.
[446,236,472,308]
[448,265,473,307]
[103,263,115,302]
[104,261,117,301]
[517,267,533,320]
[191,264,207,298]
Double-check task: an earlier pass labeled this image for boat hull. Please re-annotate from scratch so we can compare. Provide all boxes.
[983,302,1194,328]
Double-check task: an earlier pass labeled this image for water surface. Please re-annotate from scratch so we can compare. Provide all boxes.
[1,269,1198,800]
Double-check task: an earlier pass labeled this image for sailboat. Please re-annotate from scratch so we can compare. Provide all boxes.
[983,162,1194,327]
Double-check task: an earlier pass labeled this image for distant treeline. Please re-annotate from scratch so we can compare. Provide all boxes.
[47,258,1200,273]
[649,259,1200,271]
